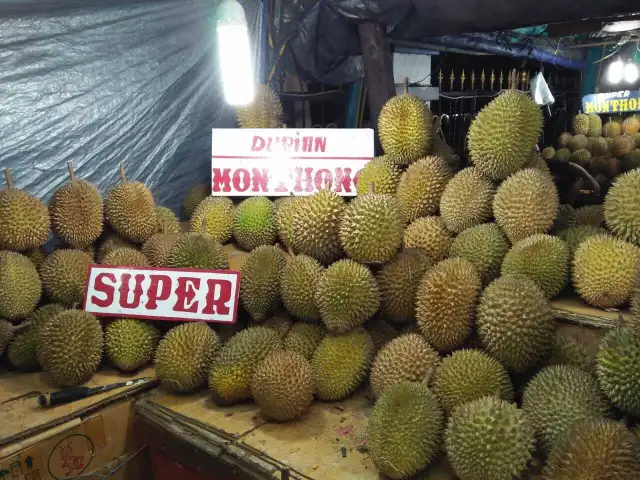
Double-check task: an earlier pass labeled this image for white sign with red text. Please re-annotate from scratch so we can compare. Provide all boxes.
[83,265,240,323]
[211,128,374,196]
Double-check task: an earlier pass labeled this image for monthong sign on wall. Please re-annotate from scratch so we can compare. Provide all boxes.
[83,265,240,323]
[582,90,640,114]
[211,128,374,196]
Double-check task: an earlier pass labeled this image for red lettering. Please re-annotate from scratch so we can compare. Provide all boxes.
[266,137,273,151]
[281,137,293,151]
[232,169,250,192]
[335,167,354,193]
[274,182,288,192]
[202,279,232,315]
[251,168,269,192]
[251,135,265,151]
[302,136,313,152]
[118,273,146,309]
[90,272,116,308]
[314,169,332,190]
[303,168,314,192]
[174,277,201,313]
[293,136,300,151]
[146,274,172,310]
[293,167,303,193]
[212,168,231,192]
[314,136,327,152]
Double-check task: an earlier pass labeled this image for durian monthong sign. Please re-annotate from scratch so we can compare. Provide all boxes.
[211,128,374,196]
[582,90,640,115]
[83,265,240,323]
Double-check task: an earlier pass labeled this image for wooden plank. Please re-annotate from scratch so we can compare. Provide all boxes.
[0,366,156,446]
[551,295,628,329]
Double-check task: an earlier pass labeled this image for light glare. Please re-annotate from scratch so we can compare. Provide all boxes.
[217,25,255,106]
[624,62,639,83]
[608,59,624,84]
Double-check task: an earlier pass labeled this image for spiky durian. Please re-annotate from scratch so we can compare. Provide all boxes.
[567,134,588,152]
[233,197,277,251]
[283,323,325,359]
[239,245,285,321]
[557,132,572,148]
[572,113,590,135]
[105,319,160,371]
[604,169,640,246]
[493,168,559,243]
[603,120,622,138]
[155,206,180,235]
[558,225,607,255]
[166,232,229,270]
[280,254,323,322]
[182,183,209,219]
[141,233,178,267]
[468,90,542,181]
[403,216,453,263]
[356,156,402,195]
[0,251,42,319]
[97,233,137,262]
[189,197,234,244]
[622,116,640,135]
[439,167,495,234]
[275,196,300,249]
[395,156,452,223]
[40,249,92,308]
[587,114,603,137]
[339,193,404,264]
[235,83,283,128]
[105,178,156,244]
[611,135,635,157]
[378,94,433,164]
[102,247,149,267]
[574,204,605,227]
[0,181,50,251]
[547,334,595,372]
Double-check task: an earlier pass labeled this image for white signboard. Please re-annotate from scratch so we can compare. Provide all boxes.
[211,128,374,196]
[83,265,240,323]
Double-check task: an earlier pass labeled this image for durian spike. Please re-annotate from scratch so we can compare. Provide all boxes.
[161,219,167,235]
[287,246,295,258]
[119,164,126,183]
[67,161,76,181]
[403,77,409,95]
[368,182,376,195]
[4,169,13,189]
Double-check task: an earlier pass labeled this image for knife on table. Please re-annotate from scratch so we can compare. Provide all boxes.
[37,376,154,407]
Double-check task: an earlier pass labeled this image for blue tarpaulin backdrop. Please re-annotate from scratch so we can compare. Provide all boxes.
[0,0,263,216]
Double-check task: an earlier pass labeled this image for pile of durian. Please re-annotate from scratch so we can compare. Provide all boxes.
[544,113,640,189]
[0,84,639,480]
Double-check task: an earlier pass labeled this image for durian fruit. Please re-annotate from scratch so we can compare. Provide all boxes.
[49,166,103,248]
[573,204,605,227]
[446,396,535,480]
[554,147,572,163]
[468,90,542,181]
[501,234,569,298]
[274,196,299,249]
[283,323,325,360]
[416,258,481,351]
[596,327,640,417]
[155,206,180,235]
[439,167,495,234]
[166,232,228,270]
[291,190,344,264]
[239,245,285,321]
[522,364,611,453]
[339,192,404,263]
[209,326,283,405]
[622,116,640,135]
[366,315,400,351]
[154,322,220,392]
[542,418,640,480]
[369,333,440,398]
[587,114,603,137]
[591,136,609,155]
[620,149,640,172]
[590,155,621,178]
[541,146,555,160]
[368,382,444,480]
[567,134,588,152]
[493,168,559,243]
[315,259,379,334]
[603,120,622,138]
[557,132,572,148]
[432,349,514,415]
[29,303,67,330]
[102,247,149,267]
[105,319,160,372]
[37,310,103,387]
[235,83,283,128]
[0,172,50,252]
[635,132,640,146]
[449,223,509,286]
[249,311,292,338]
[182,183,209,219]
[97,233,137,262]
[547,334,595,372]
[395,156,452,223]
[403,216,453,263]
[0,319,16,357]
[611,135,635,157]
[604,169,640,246]
[311,328,374,401]
[251,350,314,422]
[233,197,277,251]
[141,233,178,267]
[280,254,323,322]
[632,268,639,333]
[377,249,432,324]
[572,234,640,308]
[378,93,433,164]
[525,150,552,174]
[570,148,591,167]
[189,197,235,244]
[572,113,590,135]
[0,251,42,319]
[105,170,156,244]
[477,274,554,373]
[355,156,402,195]
[553,204,577,232]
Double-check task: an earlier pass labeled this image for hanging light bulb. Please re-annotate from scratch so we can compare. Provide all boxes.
[624,62,639,83]
[216,0,255,106]
[607,59,624,84]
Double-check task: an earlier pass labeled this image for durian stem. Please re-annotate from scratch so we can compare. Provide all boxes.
[402,77,409,95]
[161,219,167,235]
[286,246,295,258]
[120,164,126,183]
[67,161,76,181]
[368,182,376,195]
[13,321,32,333]
[200,217,207,234]
[4,169,13,189]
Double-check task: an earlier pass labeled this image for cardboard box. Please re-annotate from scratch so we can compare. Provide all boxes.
[0,399,142,480]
